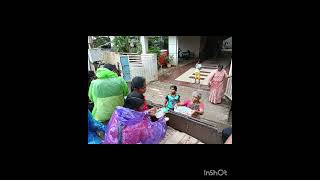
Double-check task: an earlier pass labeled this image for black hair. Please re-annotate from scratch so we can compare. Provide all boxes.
[88,71,96,85]
[218,64,223,69]
[103,64,117,71]
[88,71,95,79]
[131,76,146,92]
[124,91,145,110]
[170,85,177,91]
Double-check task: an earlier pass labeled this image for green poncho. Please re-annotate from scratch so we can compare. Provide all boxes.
[89,68,129,122]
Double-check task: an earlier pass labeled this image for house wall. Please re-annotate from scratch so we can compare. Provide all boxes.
[168,36,178,65]
[88,48,104,62]
[223,37,232,49]
[103,51,122,72]
[178,36,201,58]
[200,36,231,58]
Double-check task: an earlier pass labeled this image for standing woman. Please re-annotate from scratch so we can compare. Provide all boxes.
[208,64,232,104]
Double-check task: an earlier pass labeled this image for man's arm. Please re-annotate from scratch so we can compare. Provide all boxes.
[121,78,129,96]
[164,95,168,107]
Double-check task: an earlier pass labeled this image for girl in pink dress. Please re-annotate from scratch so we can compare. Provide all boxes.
[208,64,232,104]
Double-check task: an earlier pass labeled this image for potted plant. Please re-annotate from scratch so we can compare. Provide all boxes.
[166,55,174,67]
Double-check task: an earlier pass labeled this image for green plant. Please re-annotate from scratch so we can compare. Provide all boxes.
[148,46,161,58]
[166,55,174,64]
[165,56,169,64]
[92,36,110,48]
[112,36,142,54]
[112,36,130,52]
[148,36,161,48]
[129,38,142,54]
[148,36,168,49]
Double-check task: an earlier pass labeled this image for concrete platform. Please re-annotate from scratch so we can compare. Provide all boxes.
[160,126,204,144]
[175,67,216,85]
[145,81,232,127]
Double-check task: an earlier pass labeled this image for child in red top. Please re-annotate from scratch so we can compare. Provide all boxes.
[177,91,205,118]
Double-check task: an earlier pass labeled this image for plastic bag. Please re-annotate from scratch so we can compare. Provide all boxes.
[174,106,192,116]
[155,107,168,118]
[104,106,167,144]
[88,110,106,144]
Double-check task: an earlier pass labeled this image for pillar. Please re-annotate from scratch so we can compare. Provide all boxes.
[140,36,148,54]
[168,36,178,65]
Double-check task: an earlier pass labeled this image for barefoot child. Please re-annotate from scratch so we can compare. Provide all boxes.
[164,85,181,111]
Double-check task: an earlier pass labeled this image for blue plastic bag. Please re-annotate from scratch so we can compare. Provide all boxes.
[88,110,106,144]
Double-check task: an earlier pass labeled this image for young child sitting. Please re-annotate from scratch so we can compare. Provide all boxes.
[164,85,181,111]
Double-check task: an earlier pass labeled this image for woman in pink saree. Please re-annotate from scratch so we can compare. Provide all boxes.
[208,64,232,104]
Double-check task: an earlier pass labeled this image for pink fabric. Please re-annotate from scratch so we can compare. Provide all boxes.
[208,69,228,104]
[104,107,167,144]
[183,99,205,111]
[142,96,149,111]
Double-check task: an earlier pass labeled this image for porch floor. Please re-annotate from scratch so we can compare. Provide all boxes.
[158,58,231,91]
[160,126,204,144]
[145,81,232,129]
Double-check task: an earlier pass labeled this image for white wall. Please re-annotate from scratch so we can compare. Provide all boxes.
[223,37,232,49]
[178,36,201,57]
[140,36,148,54]
[168,36,178,65]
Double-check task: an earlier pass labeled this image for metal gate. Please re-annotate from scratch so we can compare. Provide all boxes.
[120,56,131,81]
[119,53,158,83]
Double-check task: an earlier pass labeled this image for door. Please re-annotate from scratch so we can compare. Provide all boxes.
[120,56,131,81]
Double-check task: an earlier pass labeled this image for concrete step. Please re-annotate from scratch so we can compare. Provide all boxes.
[160,126,203,144]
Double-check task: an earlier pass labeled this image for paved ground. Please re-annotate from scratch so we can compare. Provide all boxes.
[160,126,204,144]
[145,58,232,130]
[145,81,232,129]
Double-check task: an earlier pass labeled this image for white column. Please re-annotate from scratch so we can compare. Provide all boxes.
[109,36,115,48]
[168,36,178,65]
[88,58,90,71]
[88,49,96,72]
[140,36,148,54]
[88,36,93,49]
[225,60,232,100]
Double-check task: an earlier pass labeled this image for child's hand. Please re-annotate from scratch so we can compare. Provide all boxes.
[148,107,157,117]
[191,110,197,115]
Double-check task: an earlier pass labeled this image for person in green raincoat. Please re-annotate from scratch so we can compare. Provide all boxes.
[89,64,129,123]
